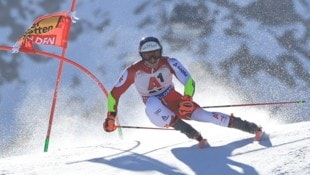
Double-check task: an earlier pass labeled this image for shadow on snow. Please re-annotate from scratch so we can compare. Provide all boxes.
[68,137,273,175]
[71,140,187,175]
[171,137,272,175]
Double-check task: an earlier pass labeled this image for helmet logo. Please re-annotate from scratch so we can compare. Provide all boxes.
[140,41,161,52]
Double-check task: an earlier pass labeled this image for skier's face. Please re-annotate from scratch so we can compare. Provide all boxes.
[141,50,161,65]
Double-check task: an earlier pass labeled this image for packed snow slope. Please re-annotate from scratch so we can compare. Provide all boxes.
[0,121,309,175]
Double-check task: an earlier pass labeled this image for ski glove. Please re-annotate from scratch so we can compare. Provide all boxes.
[178,95,195,116]
[103,112,117,132]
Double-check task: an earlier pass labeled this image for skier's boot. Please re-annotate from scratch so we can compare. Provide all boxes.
[198,138,209,148]
[254,127,263,141]
[171,118,209,148]
[229,114,263,141]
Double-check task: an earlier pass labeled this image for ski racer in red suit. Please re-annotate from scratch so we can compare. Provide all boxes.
[103,36,263,148]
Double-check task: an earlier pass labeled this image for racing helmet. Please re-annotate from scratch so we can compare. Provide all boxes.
[138,36,162,57]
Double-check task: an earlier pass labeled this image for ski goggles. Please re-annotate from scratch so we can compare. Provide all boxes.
[141,50,161,61]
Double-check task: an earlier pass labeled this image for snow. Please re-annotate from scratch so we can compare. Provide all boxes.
[0,121,309,175]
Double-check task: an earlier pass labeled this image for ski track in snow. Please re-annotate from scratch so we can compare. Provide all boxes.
[0,122,309,175]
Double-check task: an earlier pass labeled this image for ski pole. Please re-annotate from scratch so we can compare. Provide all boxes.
[202,100,305,109]
[116,125,175,131]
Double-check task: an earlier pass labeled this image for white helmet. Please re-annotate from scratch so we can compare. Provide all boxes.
[138,36,162,56]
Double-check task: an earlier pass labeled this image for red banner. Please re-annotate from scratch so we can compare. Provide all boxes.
[16,12,72,52]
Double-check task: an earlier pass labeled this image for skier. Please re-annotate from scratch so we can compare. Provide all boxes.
[103,36,263,148]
